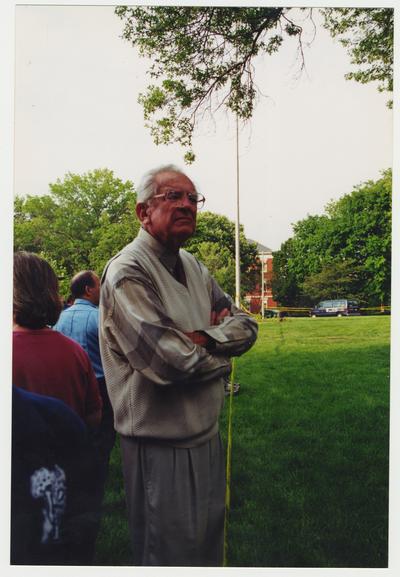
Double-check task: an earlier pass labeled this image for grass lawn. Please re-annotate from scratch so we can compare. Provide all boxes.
[94,316,390,567]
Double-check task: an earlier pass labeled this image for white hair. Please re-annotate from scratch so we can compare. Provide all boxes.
[136,164,196,203]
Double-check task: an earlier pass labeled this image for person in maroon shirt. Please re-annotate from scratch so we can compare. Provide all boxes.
[12,251,104,564]
[12,251,102,427]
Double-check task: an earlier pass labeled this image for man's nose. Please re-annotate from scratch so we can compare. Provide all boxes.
[179,193,195,209]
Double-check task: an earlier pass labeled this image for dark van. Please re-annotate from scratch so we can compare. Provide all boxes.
[310,299,360,317]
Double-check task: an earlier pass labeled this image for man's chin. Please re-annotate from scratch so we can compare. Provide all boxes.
[174,222,195,234]
[172,223,196,244]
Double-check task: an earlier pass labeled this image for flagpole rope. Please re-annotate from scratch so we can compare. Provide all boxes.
[223,357,236,567]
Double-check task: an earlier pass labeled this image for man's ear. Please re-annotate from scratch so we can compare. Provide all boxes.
[136,202,150,224]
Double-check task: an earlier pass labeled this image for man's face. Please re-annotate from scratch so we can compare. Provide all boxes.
[138,171,198,251]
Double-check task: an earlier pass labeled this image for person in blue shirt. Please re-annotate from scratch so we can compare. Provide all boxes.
[54,271,115,528]
[55,271,103,378]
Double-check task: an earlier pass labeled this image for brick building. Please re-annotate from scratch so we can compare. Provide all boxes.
[245,241,278,314]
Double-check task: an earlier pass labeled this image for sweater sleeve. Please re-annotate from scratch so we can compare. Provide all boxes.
[101,273,231,387]
[202,274,258,357]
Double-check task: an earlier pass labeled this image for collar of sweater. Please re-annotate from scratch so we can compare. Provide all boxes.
[138,227,181,276]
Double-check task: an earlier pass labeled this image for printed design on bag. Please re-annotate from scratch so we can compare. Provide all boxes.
[30,465,66,543]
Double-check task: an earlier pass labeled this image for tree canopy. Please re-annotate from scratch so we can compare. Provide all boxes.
[14,169,139,294]
[115,6,393,160]
[191,241,236,298]
[301,260,363,303]
[323,7,393,107]
[185,211,259,297]
[272,170,392,307]
[115,5,310,160]
[14,171,259,299]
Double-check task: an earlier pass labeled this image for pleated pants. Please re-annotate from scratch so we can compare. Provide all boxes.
[120,432,226,567]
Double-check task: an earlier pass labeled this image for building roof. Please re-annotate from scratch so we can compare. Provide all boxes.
[248,239,273,254]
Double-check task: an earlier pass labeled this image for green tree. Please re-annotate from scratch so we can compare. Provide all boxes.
[271,238,303,307]
[185,211,259,297]
[325,169,392,305]
[115,6,393,159]
[14,169,139,294]
[14,172,259,300]
[271,215,333,306]
[272,170,392,307]
[301,260,363,304]
[14,195,59,253]
[192,241,236,297]
[115,5,310,160]
[323,7,393,107]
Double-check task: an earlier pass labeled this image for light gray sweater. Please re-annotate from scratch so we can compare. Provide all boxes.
[99,228,258,447]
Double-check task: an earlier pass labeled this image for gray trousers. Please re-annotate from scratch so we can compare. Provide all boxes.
[120,432,226,566]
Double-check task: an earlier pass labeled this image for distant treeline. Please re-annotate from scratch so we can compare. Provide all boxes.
[13,168,259,299]
[271,169,392,307]
[14,168,391,307]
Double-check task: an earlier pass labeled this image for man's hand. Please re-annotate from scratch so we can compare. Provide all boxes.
[184,331,210,347]
[184,308,231,348]
[210,307,231,326]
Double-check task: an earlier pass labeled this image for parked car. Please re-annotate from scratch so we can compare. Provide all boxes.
[310,299,360,317]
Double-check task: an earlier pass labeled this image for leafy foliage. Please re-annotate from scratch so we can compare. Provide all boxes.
[191,241,236,298]
[322,7,393,107]
[272,170,392,306]
[185,211,259,297]
[14,169,139,294]
[115,6,393,159]
[14,173,258,299]
[272,215,333,306]
[301,260,363,303]
[115,5,310,159]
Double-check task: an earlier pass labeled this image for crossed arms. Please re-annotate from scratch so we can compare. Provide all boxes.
[101,267,258,387]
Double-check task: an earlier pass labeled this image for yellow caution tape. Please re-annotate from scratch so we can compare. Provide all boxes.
[359,307,391,311]
[243,304,390,315]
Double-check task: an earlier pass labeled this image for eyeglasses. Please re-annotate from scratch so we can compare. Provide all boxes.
[152,190,206,209]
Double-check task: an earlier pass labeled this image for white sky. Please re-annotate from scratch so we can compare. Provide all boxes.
[12,3,393,251]
[1,1,400,576]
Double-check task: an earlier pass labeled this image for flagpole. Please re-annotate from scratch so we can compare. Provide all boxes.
[224,52,241,566]
[234,113,240,308]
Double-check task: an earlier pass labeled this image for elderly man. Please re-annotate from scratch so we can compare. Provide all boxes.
[99,165,258,567]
